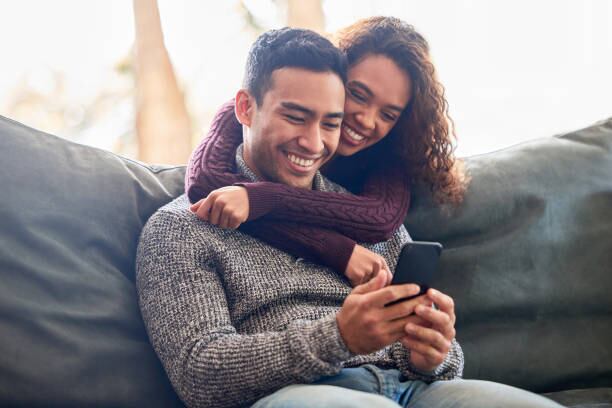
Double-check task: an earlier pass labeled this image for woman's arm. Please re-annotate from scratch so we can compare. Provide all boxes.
[239,164,411,242]
[185,100,411,243]
[185,99,245,203]
[241,220,392,286]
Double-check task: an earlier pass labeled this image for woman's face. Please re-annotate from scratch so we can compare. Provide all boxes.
[336,54,412,157]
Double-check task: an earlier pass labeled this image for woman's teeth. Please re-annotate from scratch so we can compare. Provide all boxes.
[344,125,365,142]
[287,153,314,167]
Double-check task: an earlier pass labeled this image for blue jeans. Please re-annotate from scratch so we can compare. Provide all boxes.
[251,365,564,407]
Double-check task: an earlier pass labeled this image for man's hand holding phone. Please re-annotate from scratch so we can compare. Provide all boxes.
[337,241,458,373]
[401,288,457,373]
[336,264,433,355]
[390,242,457,372]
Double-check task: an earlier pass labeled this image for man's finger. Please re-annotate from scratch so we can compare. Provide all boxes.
[413,305,456,339]
[368,284,421,307]
[426,289,456,325]
[404,322,451,354]
[381,294,430,321]
[400,335,445,366]
[385,269,393,286]
[381,258,390,275]
[383,314,429,337]
[427,289,454,313]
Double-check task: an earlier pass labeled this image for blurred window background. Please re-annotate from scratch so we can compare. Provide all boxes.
[1,0,611,163]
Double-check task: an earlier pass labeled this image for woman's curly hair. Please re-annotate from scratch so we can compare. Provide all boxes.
[334,16,468,206]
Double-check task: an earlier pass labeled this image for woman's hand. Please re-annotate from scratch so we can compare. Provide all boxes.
[345,244,393,287]
[190,186,250,229]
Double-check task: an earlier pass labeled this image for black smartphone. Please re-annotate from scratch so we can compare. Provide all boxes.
[387,241,443,306]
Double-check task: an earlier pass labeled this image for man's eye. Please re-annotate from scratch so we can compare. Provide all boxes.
[285,115,305,123]
[323,122,341,129]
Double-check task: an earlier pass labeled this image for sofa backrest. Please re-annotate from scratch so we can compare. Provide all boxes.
[0,116,185,407]
[405,118,612,392]
[1,114,611,406]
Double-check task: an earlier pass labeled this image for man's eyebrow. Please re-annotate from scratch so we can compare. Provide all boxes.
[349,80,405,113]
[280,102,344,119]
[280,102,314,116]
[325,111,344,119]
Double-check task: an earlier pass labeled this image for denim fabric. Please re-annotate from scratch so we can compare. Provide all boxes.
[252,365,565,407]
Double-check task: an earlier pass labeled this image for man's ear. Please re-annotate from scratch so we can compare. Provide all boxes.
[234,89,255,127]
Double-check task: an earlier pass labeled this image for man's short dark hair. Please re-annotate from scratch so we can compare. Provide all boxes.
[243,27,348,105]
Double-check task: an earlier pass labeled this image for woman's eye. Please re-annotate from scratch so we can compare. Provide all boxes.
[349,89,366,102]
[382,112,397,122]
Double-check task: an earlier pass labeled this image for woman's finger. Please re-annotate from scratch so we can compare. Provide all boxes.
[209,199,224,225]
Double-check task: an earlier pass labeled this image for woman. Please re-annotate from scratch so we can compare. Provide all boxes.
[186,16,467,286]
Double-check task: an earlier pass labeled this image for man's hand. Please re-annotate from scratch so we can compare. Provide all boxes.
[400,288,457,373]
[336,265,432,355]
[190,186,250,229]
[345,245,393,287]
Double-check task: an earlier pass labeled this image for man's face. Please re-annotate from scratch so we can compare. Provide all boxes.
[242,67,345,189]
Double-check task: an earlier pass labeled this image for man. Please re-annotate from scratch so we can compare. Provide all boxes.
[136,28,561,408]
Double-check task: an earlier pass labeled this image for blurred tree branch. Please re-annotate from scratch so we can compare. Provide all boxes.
[133,0,192,164]
[285,0,324,32]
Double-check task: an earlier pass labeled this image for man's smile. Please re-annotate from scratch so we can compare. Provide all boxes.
[282,150,322,174]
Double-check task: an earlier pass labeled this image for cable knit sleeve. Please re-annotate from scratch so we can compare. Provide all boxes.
[185,99,244,202]
[185,100,411,243]
[239,164,410,243]
[136,209,354,408]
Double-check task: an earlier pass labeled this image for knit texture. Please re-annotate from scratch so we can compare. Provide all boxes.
[184,99,412,273]
[138,147,463,408]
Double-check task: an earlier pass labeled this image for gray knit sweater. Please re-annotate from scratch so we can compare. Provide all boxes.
[136,146,464,408]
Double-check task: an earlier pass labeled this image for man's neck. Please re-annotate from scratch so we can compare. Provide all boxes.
[234,145,261,183]
[240,145,267,183]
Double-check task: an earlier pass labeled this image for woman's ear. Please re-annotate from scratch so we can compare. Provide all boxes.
[234,89,255,127]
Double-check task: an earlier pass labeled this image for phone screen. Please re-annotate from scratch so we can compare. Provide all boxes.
[387,241,443,306]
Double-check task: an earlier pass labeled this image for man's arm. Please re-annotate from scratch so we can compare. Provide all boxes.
[389,337,464,382]
[135,209,353,408]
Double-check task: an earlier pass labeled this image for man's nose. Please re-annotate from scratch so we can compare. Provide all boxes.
[297,124,325,155]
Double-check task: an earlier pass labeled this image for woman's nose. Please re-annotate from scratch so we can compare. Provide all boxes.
[355,108,376,131]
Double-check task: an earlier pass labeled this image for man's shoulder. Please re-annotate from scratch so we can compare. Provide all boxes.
[140,194,219,242]
[143,194,193,229]
[316,173,349,194]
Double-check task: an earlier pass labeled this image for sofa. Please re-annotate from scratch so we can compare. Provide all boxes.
[1,113,611,407]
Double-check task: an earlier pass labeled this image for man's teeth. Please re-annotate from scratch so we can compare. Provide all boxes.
[344,125,365,141]
[287,153,315,167]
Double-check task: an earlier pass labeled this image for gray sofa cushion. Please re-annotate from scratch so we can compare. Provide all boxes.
[406,118,612,396]
[0,116,184,407]
[1,113,611,407]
